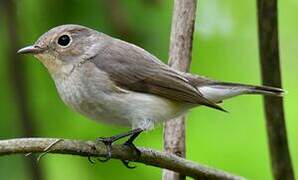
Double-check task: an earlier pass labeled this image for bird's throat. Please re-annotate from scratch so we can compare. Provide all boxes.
[35,53,75,78]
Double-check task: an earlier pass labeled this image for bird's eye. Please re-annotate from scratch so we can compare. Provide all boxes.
[57,35,71,47]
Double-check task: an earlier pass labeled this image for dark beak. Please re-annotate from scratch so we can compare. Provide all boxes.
[17,45,44,55]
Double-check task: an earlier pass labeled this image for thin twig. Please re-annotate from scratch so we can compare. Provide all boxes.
[36,139,63,162]
[0,138,244,180]
[257,0,295,180]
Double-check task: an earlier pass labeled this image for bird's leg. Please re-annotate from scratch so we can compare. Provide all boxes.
[95,128,143,163]
[121,129,143,169]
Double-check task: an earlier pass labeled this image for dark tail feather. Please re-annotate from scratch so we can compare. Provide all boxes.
[205,104,228,113]
[194,87,229,112]
[248,85,284,96]
[215,82,284,97]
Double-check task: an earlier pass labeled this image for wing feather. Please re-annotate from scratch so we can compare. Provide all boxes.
[91,37,225,111]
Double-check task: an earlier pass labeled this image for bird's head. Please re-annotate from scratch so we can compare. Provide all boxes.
[18,24,104,75]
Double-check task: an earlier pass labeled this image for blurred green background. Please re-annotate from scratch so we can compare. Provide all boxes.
[0,0,297,180]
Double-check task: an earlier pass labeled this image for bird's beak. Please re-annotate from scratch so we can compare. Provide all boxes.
[17,45,45,55]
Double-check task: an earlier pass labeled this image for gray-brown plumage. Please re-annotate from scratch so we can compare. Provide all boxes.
[18,24,284,130]
[90,36,225,111]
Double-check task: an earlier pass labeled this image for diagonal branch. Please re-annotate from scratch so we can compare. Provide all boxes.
[0,138,244,180]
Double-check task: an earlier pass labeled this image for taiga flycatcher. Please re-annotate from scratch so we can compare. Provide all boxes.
[18,24,284,166]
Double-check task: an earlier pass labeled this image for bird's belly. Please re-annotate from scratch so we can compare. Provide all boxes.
[107,91,190,129]
[53,66,192,130]
[53,70,129,126]
[55,78,189,129]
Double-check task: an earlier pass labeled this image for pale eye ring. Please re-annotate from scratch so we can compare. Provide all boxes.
[57,34,71,47]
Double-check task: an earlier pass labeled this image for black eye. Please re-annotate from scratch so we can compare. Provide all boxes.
[57,35,71,46]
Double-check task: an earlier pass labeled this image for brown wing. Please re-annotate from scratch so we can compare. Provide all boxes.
[91,37,225,111]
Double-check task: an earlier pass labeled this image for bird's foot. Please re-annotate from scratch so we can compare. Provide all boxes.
[95,136,115,162]
[89,128,143,168]
[121,138,141,169]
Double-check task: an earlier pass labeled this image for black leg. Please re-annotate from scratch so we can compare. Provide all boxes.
[123,130,142,156]
[95,128,143,163]
[121,130,143,168]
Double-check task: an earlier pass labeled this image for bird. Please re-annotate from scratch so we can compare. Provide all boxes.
[18,24,283,167]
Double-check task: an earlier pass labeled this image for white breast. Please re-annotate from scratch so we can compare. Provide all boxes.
[52,63,190,130]
[53,63,130,126]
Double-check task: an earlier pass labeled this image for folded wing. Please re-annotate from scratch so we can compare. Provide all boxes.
[91,37,225,112]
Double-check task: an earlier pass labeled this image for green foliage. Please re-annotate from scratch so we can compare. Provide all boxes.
[0,0,297,180]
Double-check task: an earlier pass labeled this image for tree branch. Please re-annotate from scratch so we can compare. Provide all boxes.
[164,0,197,179]
[0,138,244,180]
[257,0,295,180]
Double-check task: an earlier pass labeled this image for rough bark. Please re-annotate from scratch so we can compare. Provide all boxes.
[2,1,43,180]
[163,0,197,180]
[257,0,295,180]
[0,138,245,180]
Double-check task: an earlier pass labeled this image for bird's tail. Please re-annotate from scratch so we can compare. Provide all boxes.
[197,81,284,103]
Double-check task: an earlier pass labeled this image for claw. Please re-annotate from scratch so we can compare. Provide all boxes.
[120,135,141,169]
[97,156,110,162]
[96,137,109,142]
[121,160,136,169]
[124,141,141,157]
[88,156,96,164]
[96,137,113,163]
[89,129,143,167]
